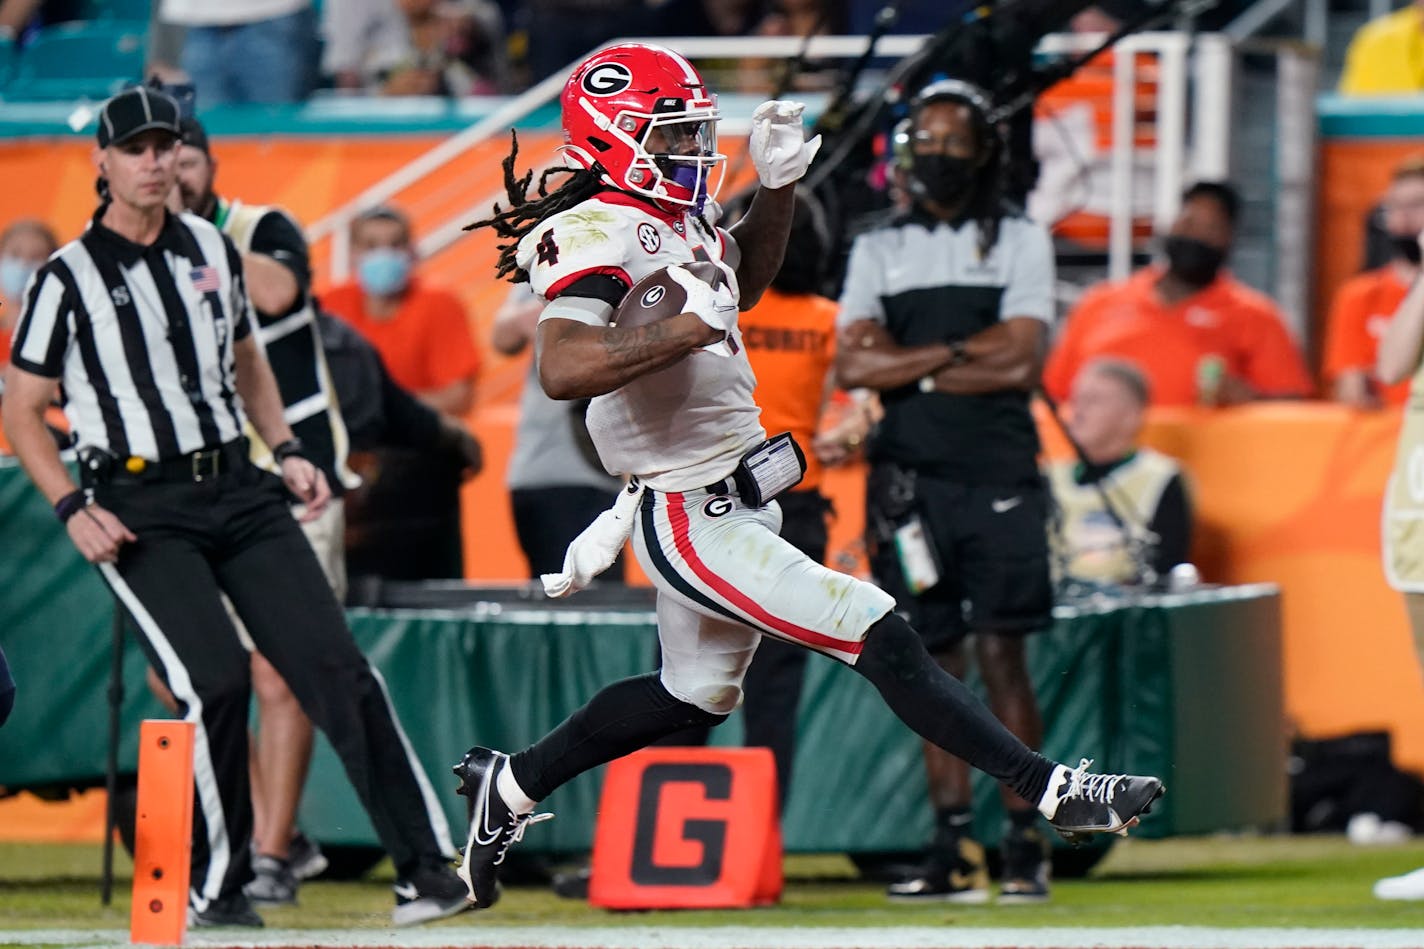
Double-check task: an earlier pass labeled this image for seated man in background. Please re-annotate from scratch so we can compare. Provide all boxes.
[1322,156,1424,410]
[1044,181,1313,407]
[1047,359,1192,587]
[323,204,481,581]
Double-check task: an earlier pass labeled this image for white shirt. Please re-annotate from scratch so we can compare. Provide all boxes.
[519,192,764,492]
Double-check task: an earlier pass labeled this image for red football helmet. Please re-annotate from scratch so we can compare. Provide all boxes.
[560,43,725,210]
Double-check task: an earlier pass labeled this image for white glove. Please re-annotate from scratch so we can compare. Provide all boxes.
[542,481,646,598]
[666,265,739,336]
[749,100,823,190]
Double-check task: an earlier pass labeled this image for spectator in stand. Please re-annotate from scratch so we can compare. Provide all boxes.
[0,220,59,455]
[1047,359,1192,587]
[521,0,642,85]
[492,282,624,580]
[323,205,480,582]
[160,0,317,105]
[1339,0,1424,96]
[0,220,57,371]
[1044,181,1313,407]
[321,0,412,93]
[324,0,508,96]
[1323,157,1424,410]
[323,205,480,415]
[738,0,845,93]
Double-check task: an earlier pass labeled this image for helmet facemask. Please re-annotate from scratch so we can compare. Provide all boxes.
[579,97,725,212]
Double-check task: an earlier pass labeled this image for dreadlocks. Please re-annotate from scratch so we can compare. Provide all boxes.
[465,130,604,284]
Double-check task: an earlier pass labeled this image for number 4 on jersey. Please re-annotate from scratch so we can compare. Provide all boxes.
[536,229,560,266]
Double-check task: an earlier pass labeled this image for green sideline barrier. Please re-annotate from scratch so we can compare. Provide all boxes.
[0,459,1284,852]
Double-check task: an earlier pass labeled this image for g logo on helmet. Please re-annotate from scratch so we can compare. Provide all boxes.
[581,62,633,97]
[640,285,666,308]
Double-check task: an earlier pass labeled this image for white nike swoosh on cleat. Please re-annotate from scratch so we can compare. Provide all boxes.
[393,882,418,900]
[991,496,1022,513]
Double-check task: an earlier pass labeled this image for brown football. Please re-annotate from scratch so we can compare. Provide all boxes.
[611,261,728,329]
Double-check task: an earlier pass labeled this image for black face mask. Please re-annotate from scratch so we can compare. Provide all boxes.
[910,154,978,207]
[1163,235,1226,288]
[1390,232,1423,265]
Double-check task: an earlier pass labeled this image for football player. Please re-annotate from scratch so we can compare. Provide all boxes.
[454,42,1164,910]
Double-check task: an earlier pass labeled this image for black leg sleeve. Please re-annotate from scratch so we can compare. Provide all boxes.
[509,672,727,802]
[853,612,1056,805]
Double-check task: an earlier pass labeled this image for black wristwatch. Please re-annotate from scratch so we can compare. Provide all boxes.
[273,438,306,464]
[948,339,970,367]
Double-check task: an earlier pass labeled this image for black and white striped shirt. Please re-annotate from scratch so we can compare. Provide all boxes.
[10,208,252,460]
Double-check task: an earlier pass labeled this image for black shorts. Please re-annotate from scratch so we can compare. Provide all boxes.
[866,465,1052,652]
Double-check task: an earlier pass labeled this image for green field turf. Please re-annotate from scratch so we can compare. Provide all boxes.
[3,836,1424,932]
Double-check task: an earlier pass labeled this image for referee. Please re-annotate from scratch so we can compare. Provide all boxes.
[0,87,468,928]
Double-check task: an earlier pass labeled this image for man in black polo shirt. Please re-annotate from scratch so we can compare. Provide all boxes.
[836,79,1057,904]
[1,87,468,928]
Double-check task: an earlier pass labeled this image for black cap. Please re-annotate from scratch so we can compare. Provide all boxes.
[180,116,210,155]
[96,86,182,148]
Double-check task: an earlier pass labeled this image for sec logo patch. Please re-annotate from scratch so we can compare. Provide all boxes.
[702,496,733,518]
[637,222,661,254]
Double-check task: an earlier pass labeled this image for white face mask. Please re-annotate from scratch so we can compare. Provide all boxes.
[0,255,37,301]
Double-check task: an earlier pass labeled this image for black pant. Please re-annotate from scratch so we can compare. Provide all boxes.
[657,488,828,805]
[94,463,447,905]
[511,484,625,581]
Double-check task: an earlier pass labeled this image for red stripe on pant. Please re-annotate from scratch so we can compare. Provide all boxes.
[663,491,863,657]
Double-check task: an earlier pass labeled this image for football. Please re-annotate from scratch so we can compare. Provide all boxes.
[611,261,729,329]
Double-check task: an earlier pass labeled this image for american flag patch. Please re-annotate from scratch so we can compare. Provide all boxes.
[190,266,220,292]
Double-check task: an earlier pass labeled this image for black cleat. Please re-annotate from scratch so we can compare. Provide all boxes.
[1040,758,1165,844]
[392,862,472,927]
[187,892,264,928]
[453,746,552,909]
[886,835,990,904]
[998,824,1051,903]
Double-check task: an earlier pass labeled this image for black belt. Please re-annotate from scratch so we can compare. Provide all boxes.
[702,476,738,497]
[82,439,249,486]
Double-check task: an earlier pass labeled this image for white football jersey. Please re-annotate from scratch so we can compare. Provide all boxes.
[518,191,764,491]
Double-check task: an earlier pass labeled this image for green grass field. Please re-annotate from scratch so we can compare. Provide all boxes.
[4,835,1424,934]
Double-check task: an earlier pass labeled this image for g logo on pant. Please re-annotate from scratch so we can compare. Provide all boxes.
[702,496,733,518]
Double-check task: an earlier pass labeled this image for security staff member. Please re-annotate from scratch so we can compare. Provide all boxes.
[836,80,1056,904]
[0,87,467,929]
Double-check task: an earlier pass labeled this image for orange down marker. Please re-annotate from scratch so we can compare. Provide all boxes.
[129,720,194,945]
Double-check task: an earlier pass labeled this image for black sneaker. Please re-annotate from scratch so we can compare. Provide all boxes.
[886,836,990,904]
[243,854,297,906]
[999,824,1051,903]
[453,746,553,909]
[551,863,591,900]
[188,892,264,928]
[288,831,329,881]
[1040,757,1165,843]
[392,862,473,927]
